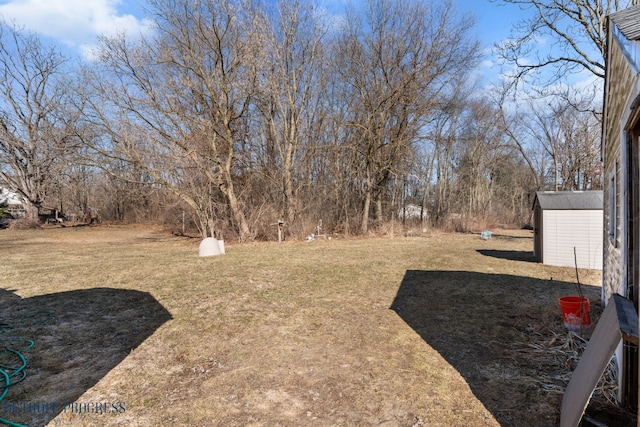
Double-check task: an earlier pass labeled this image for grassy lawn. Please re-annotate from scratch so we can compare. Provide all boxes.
[0,225,608,426]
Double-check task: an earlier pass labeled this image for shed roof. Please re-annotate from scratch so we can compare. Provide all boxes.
[534,191,603,211]
[610,5,640,41]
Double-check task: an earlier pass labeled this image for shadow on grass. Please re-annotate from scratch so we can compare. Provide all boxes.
[476,249,536,262]
[0,287,172,426]
[389,270,606,427]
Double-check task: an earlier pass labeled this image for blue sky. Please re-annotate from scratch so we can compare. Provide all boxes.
[0,0,528,47]
[459,0,532,85]
[0,0,154,58]
[0,0,530,84]
[460,0,528,47]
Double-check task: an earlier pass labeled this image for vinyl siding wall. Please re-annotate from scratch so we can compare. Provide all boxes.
[542,210,603,270]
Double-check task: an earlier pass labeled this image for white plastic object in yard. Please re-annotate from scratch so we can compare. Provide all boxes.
[198,238,225,256]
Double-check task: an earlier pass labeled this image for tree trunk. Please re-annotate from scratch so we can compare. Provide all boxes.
[23,201,39,222]
[283,150,297,225]
[553,155,559,191]
[375,196,383,224]
[222,179,251,241]
[361,190,371,234]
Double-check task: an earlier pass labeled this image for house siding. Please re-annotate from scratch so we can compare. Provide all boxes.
[599,6,640,409]
[602,29,637,301]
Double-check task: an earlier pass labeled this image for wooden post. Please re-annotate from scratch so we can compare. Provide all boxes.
[278,220,284,243]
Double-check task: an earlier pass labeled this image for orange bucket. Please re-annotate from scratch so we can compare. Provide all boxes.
[558,296,591,331]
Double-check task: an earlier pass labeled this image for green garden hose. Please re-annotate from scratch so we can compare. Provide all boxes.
[0,310,52,427]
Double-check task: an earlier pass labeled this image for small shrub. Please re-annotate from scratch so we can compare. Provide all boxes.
[0,201,9,219]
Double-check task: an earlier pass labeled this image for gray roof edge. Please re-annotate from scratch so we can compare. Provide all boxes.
[610,5,640,41]
[534,191,604,210]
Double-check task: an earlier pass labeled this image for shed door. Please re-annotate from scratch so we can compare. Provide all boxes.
[534,204,542,261]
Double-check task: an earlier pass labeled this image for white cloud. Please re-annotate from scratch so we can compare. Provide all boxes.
[481,59,495,72]
[0,0,153,56]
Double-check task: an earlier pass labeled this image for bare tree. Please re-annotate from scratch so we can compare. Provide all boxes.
[452,98,509,227]
[256,0,328,227]
[421,81,476,227]
[507,95,602,191]
[486,151,538,225]
[0,22,81,220]
[548,99,602,190]
[84,0,265,240]
[493,0,639,85]
[334,0,481,234]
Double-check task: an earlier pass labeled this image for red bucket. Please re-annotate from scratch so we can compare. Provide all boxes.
[558,296,591,331]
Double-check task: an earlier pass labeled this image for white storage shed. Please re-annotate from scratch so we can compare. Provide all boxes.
[533,191,603,270]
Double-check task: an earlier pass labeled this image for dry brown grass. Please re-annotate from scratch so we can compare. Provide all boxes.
[7,219,42,230]
[0,225,630,426]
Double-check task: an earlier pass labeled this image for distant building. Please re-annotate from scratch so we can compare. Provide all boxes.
[0,188,25,217]
[397,204,424,220]
[0,188,20,205]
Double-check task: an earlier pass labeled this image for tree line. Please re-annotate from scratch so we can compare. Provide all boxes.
[0,0,604,240]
